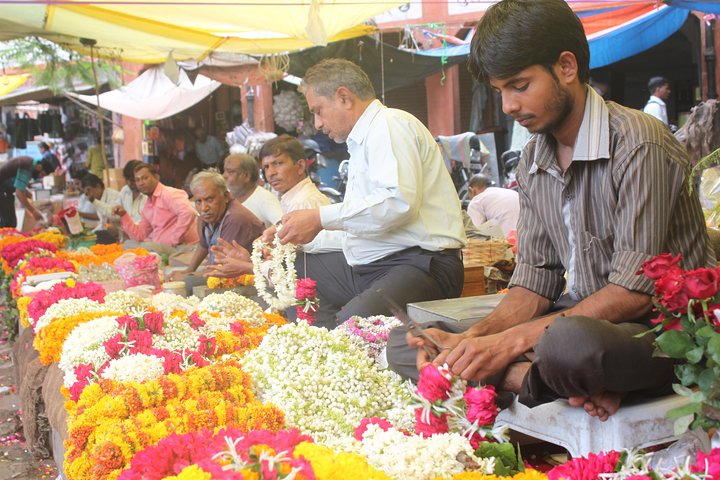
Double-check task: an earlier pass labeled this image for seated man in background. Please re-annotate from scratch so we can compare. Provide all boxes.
[118,160,147,226]
[175,170,264,294]
[80,173,121,243]
[466,173,520,236]
[113,163,198,254]
[222,153,282,227]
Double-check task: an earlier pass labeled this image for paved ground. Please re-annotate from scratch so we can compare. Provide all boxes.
[0,330,57,480]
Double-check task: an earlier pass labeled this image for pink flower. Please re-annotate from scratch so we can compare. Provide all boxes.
[465,385,499,426]
[143,312,164,334]
[416,363,453,403]
[230,321,245,335]
[296,277,319,325]
[354,417,394,441]
[197,335,216,356]
[547,451,620,480]
[637,253,682,280]
[128,330,153,353]
[188,312,205,329]
[116,314,139,330]
[103,333,124,357]
[414,408,449,437]
[691,447,720,478]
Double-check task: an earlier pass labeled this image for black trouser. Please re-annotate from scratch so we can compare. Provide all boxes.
[0,189,17,228]
[295,247,464,330]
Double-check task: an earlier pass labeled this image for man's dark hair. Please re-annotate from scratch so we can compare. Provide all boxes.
[123,159,144,181]
[38,142,49,151]
[468,0,590,84]
[80,173,104,189]
[648,76,670,94]
[469,173,492,190]
[133,163,156,177]
[259,134,305,163]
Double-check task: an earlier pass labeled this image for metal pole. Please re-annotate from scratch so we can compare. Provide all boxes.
[246,85,255,129]
[705,18,717,99]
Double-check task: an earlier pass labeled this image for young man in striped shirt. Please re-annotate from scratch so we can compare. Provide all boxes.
[390,0,715,421]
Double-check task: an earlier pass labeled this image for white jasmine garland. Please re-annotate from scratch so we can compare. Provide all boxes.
[151,292,200,313]
[199,291,264,326]
[352,424,494,480]
[104,290,151,312]
[34,298,108,333]
[59,315,120,387]
[242,322,412,442]
[251,230,297,311]
[152,315,199,351]
[100,353,165,383]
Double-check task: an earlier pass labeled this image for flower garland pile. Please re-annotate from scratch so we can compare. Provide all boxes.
[29,229,67,249]
[25,279,106,330]
[65,360,285,480]
[251,230,297,311]
[1,239,57,273]
[10,256,76,296]
[336,315,402,365]
[198,291,265,327]
[242,321,413,441]
[411,364,507,447]
[206,274,254,289]
[57,244,150,268]
[118,428,316,479]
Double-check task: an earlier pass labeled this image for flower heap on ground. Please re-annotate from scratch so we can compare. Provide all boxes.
[1,238,58,273]
[59,292,281,401]
[9,255,76,296]
[25,279,106,330]
[251,228,297,311]
[65,360,285,480]
[336,314,402,366]
[242,321,413,443]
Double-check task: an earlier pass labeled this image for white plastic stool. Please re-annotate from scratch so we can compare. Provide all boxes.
[495,394,694,457]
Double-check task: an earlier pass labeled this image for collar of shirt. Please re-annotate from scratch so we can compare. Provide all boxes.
[280,177,312,209]
[530,85,610,175]
[347,99,383,148]
[649,95,666,106]
[149,182,165,203]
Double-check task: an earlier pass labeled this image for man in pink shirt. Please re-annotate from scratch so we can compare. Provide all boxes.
[113,163,198,247]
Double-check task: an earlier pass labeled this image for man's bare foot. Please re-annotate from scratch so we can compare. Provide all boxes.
[568,392,624,421]
[500,361,531,393]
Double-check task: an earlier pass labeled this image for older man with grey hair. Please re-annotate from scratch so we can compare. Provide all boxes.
[173,169,263,289]
[222,153,282,228]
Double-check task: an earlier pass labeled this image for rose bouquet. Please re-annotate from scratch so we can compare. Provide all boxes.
[637,254,720,431]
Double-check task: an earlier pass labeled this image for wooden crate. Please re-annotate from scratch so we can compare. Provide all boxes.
[461,239,511,297]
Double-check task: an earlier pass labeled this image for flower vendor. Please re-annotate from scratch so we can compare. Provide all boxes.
[174,169,263,294]
[0,155,54,228]
[388,0,716,423]
[112,162,199,253]
[273,59,466,330]
[222,152,282,228]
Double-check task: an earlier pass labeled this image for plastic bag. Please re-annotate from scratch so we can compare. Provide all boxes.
[113,252,162,292]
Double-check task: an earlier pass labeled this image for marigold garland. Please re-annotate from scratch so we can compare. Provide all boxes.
[30,229,67,249]
[65,361,285,480]
[1,239,57,273]
[293,442,391,480]
[17,296,32,329]
[206,274,254,289]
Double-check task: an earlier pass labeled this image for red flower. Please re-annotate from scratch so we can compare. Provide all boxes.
[116,315,139,331]
[354,417,393,441]
[465,385,499,426]
[188,312,205,329]
[103,333,124,357]
[691,447,720,478]
[637,253,682,280]
[128,330,153,353]
[414,408,449,437]
[547,451,620,480]
[683,267,720,300]
[416,363,452,403]
[143,312,164,334]
[655,269,689,314]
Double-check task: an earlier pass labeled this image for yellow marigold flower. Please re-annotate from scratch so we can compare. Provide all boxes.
[167,465,213,480]
[514,470,548,480]
[65,277,76,288]
[294,442,391,480]
[17,296,31,328]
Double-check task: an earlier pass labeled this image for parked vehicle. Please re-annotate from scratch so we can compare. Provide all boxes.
[302,139,344,204]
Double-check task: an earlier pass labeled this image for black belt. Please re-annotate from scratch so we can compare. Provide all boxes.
[436,248,462,260]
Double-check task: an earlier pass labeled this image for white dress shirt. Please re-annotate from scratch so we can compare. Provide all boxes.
[91,187,122,231]
[643,95,668,125]
[319,100,466,265]
[467,187,520,235]
[242,186,283,228]
[118,185,147,223]
[281,177,342,254]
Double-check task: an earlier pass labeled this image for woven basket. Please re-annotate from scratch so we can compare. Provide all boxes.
[462,239,509,268]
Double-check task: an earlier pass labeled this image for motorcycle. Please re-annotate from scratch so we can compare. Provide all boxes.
[302,139,344,204]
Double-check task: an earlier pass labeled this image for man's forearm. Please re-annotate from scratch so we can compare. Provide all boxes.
[186,247,208,273]
[15,190,38,216]
[563,283,652,323]
[464,286,553,338]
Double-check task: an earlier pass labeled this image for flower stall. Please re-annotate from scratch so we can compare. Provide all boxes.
[4,227,720,479]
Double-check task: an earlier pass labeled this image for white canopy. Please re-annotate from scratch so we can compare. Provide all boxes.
[69,65,221,120]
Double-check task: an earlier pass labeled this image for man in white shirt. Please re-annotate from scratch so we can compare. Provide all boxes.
[80,172,121,242]
[466,174,519,236]
[643,76,670,126]
[222,153,282,227]
[118,160,147,224]
[277,59,466,329]
[195,127,226,168]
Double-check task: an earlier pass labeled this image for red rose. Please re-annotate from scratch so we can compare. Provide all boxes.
[416,363,453,403]
[683,267,720,300]
[465,385,499,426]
[637,253,682,280]
[414,408,449,437]
[655,269,688,313]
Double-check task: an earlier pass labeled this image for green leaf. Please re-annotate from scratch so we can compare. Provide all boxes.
[708,334,720,364]
[686,345,705,364]
[656,330,695,359]
[474,442,521,475]
[666,401,700,419]
[673,383,697,397]
[699,368,718,392]
[673,413,695,436]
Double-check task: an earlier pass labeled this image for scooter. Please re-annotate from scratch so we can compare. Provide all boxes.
[302,139,344,204]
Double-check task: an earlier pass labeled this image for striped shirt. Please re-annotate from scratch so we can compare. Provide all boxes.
[510,86,715,301]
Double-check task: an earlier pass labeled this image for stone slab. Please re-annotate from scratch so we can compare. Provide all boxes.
[407,294,504,326]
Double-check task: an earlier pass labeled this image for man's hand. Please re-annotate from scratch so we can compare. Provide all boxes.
[203,258,253,278]
[277,209,322,245]
[261,225,278,244]
[442,331,521,382]
[169,270,188,281]
[112,206,127,217]
[211,238,250,262]
[408,329,464,372]
[31,209,44,222]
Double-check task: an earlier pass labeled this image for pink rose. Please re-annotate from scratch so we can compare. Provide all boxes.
[128,330,153,353]
[465,385,499,425]
[637,253,682,280]
[655,269,689,314]
[414,408,449,437]
[353,417,393,441]
[416,363,452,403]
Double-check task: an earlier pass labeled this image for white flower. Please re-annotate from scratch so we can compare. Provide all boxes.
[336,315,402,364]
[242,322,411,442]
[199,291,264,326]
[59,316,120,387]
[152,315,199,351]
[34,298,109,333]
[151,292,199,313]
[104,290,151,312]
[100,353,165,383]
[251,231,297,311]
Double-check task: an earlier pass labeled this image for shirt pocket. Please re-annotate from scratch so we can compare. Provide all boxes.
[580,230,614,278]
